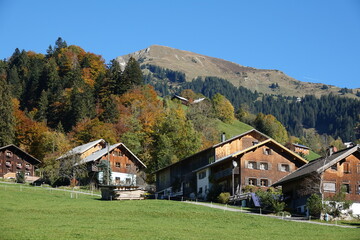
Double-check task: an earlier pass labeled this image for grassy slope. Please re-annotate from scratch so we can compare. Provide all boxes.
[216,119,253,139]
[1,183,358,240]
[306,150,321,162]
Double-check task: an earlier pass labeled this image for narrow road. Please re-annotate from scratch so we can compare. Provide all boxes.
[184,201,359,229]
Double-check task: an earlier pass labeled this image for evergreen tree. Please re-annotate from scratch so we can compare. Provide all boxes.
[120,57,143,94]
[35,90,49,122]
[0,78,15,145]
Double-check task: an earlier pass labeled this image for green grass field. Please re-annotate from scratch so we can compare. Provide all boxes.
[1,183,359,240]
[216,119,253,139]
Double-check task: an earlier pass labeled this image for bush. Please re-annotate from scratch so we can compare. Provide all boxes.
[206,184,222,202]
[306,194,323,218]
[16,171,25,183]
[256,188,285,213]
[217,192,231,204]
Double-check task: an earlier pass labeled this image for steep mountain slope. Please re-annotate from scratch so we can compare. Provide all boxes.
[116,45,358,98]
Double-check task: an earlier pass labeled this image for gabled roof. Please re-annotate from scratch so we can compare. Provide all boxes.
[293,143,310,149]
[273,145,360,186]
[154,128,266,173]
[193,139,307,172]
[78,143,146,168]
[58,139,105,159]
[0,144,41,164]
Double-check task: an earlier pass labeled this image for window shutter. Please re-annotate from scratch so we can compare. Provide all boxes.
[244,160,248,169]
[289,164,293,172]
[268,163,272,170]
[263,148,267,155]
[256,162,261,169]
[268,179,272,186]
[269,149,273,155]
[277,163,281,171]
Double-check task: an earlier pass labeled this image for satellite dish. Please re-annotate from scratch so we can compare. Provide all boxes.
[232,160,238,168]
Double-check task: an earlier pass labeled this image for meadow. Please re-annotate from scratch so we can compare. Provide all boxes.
[0,183,359,240]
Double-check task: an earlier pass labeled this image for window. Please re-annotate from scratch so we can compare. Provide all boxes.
[330,164,337,171]
[357,185,360,195]
[25,164,31,169]
[342,184,350,194]
[115,162,120,168]
[263,148,272,155]
[343,163,350,173]
[252,141,259,146]
[126,164,130,169]
[16,163,22,168]
[248,161,256,169]
[323,182,336,192]
[25,172,30,176]
[126,178,131,185]
[248,178,257,186]
[115,177,120,183]
[198,170,206,180]
[260,179,268,187]
[357,164,360,173]
[5,161,11,167]
[208,156,215,164]
[259,162,268,170]
[6,151,12,158]
[198,187,203,194]
[280,164,290,172]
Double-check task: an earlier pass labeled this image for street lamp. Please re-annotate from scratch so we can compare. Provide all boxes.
[232,160,238,196]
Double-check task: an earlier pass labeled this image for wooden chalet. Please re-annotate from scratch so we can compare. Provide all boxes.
[0,144,41,182]
[155,129,307,199]
[79,143,146,186]
[60,140,146,186]
[273,145,360,215]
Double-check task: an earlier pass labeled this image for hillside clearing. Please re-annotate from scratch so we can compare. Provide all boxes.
[0,183,358,240]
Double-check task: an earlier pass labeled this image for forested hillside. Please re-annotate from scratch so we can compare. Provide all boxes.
[0,38,248,183]
[144,67,360,145]
[0,39,359,184]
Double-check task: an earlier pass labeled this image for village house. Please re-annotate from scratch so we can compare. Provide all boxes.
[286,143,310,156]
[155,129,307,199]
[59,139,146,186]
[0,144,41,182]
[273,145,360,215]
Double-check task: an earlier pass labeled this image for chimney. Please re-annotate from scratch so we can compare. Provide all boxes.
[221,132,226,142]
[327,145,337,157]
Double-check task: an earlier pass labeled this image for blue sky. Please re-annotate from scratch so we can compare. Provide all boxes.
[1,0,359,88]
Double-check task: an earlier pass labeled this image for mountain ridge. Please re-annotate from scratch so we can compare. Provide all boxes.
[117,45,359,98]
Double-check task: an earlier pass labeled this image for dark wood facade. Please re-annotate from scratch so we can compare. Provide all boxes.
[275,145,360,213]
[0,145,40,179]
[155,129,305,198]
[196,139,307,198]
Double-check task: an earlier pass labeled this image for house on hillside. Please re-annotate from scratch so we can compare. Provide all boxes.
[155,129,307,199]
[286,143,310,156]
[59,140,146,187]
[273,145,360,215]
[0,144,41,182]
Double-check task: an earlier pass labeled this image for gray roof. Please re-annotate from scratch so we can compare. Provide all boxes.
[273,145,360,186]
[78,143,146,168]
[293,143,310,149]
[58,139,105,159]
[153,129,266,173]
[193,139,307,173]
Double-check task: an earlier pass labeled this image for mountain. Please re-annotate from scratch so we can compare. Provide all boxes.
[116,45,359,98]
